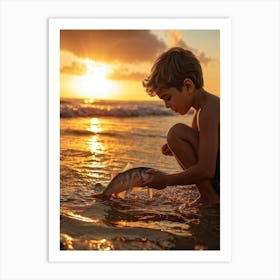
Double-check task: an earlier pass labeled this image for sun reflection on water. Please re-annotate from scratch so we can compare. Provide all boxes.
[87,118,105,157]
[113,220,192,237]
[61,209,99,223]
[89,135,104,154]
[88,117,102,134]
[86,118,108,175]
[60,234,114,250]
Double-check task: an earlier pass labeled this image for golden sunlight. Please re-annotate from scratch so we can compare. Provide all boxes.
[88,117,102,134]
[73,60,117,99]
[89,135,104,155]
[87,134,107,175]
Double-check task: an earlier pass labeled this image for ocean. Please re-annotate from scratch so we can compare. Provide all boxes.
[60,98,220,250]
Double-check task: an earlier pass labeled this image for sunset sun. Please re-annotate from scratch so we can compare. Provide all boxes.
[74,60,116,99]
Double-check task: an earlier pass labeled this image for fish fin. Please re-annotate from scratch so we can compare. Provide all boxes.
[116,191,126,199]
[147,188,153,198]
[132,186,142,191]
[117,187,133,199]
[122,162,133,172]
[112,163,132,180]
[132,186,153,198]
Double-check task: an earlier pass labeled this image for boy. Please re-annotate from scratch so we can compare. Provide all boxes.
[142,47,220,204]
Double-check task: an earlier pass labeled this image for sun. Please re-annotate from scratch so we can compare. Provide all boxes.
[75,60,116,99]
[81,72,108,93]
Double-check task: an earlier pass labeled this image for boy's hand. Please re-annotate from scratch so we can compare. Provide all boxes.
[161,143,173,156]
[142,169,168,190]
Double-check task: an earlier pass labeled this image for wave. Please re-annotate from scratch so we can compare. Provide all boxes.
[61,128,117,137]
[60,106,176,118]
[60,99,176,118]
[60,128,165,139]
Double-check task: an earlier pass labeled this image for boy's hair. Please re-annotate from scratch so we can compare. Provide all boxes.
[143,47,204,96]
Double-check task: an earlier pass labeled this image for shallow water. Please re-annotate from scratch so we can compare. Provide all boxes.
[60,98,220,250]
[60,186,220,250]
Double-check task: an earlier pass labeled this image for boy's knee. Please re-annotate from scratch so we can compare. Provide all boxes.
[167,123,197,150]
[167,123,187,146]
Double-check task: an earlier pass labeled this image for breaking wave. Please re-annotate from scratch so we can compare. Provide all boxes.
[60,98,176,118]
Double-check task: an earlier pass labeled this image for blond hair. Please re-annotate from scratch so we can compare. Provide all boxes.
[143,47,204,96]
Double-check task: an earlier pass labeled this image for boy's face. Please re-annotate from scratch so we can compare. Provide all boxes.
[156,86,193,115]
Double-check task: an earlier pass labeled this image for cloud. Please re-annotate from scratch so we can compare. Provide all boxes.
[60,30,213,79]
[195,50,212,65]
[60,60,87,75]
[168,30,212,65]
[60,30,166,63]
[107,67,146,81]
[168,30,187,48]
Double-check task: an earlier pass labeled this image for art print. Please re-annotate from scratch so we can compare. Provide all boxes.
[49,18,231,262]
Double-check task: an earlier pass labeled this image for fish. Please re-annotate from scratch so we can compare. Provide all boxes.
[94,167,155,199]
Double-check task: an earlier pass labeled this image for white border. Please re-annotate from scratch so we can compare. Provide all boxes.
[49,18,231,262]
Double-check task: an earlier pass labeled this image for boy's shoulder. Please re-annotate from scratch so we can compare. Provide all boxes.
[200,92,220,119]
[206,91,219,101]
[203,92,219,108]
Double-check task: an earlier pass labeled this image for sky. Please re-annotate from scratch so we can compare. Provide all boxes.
[60,30,220,100]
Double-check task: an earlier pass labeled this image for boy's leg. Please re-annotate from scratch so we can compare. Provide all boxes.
[167,123,219,203]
